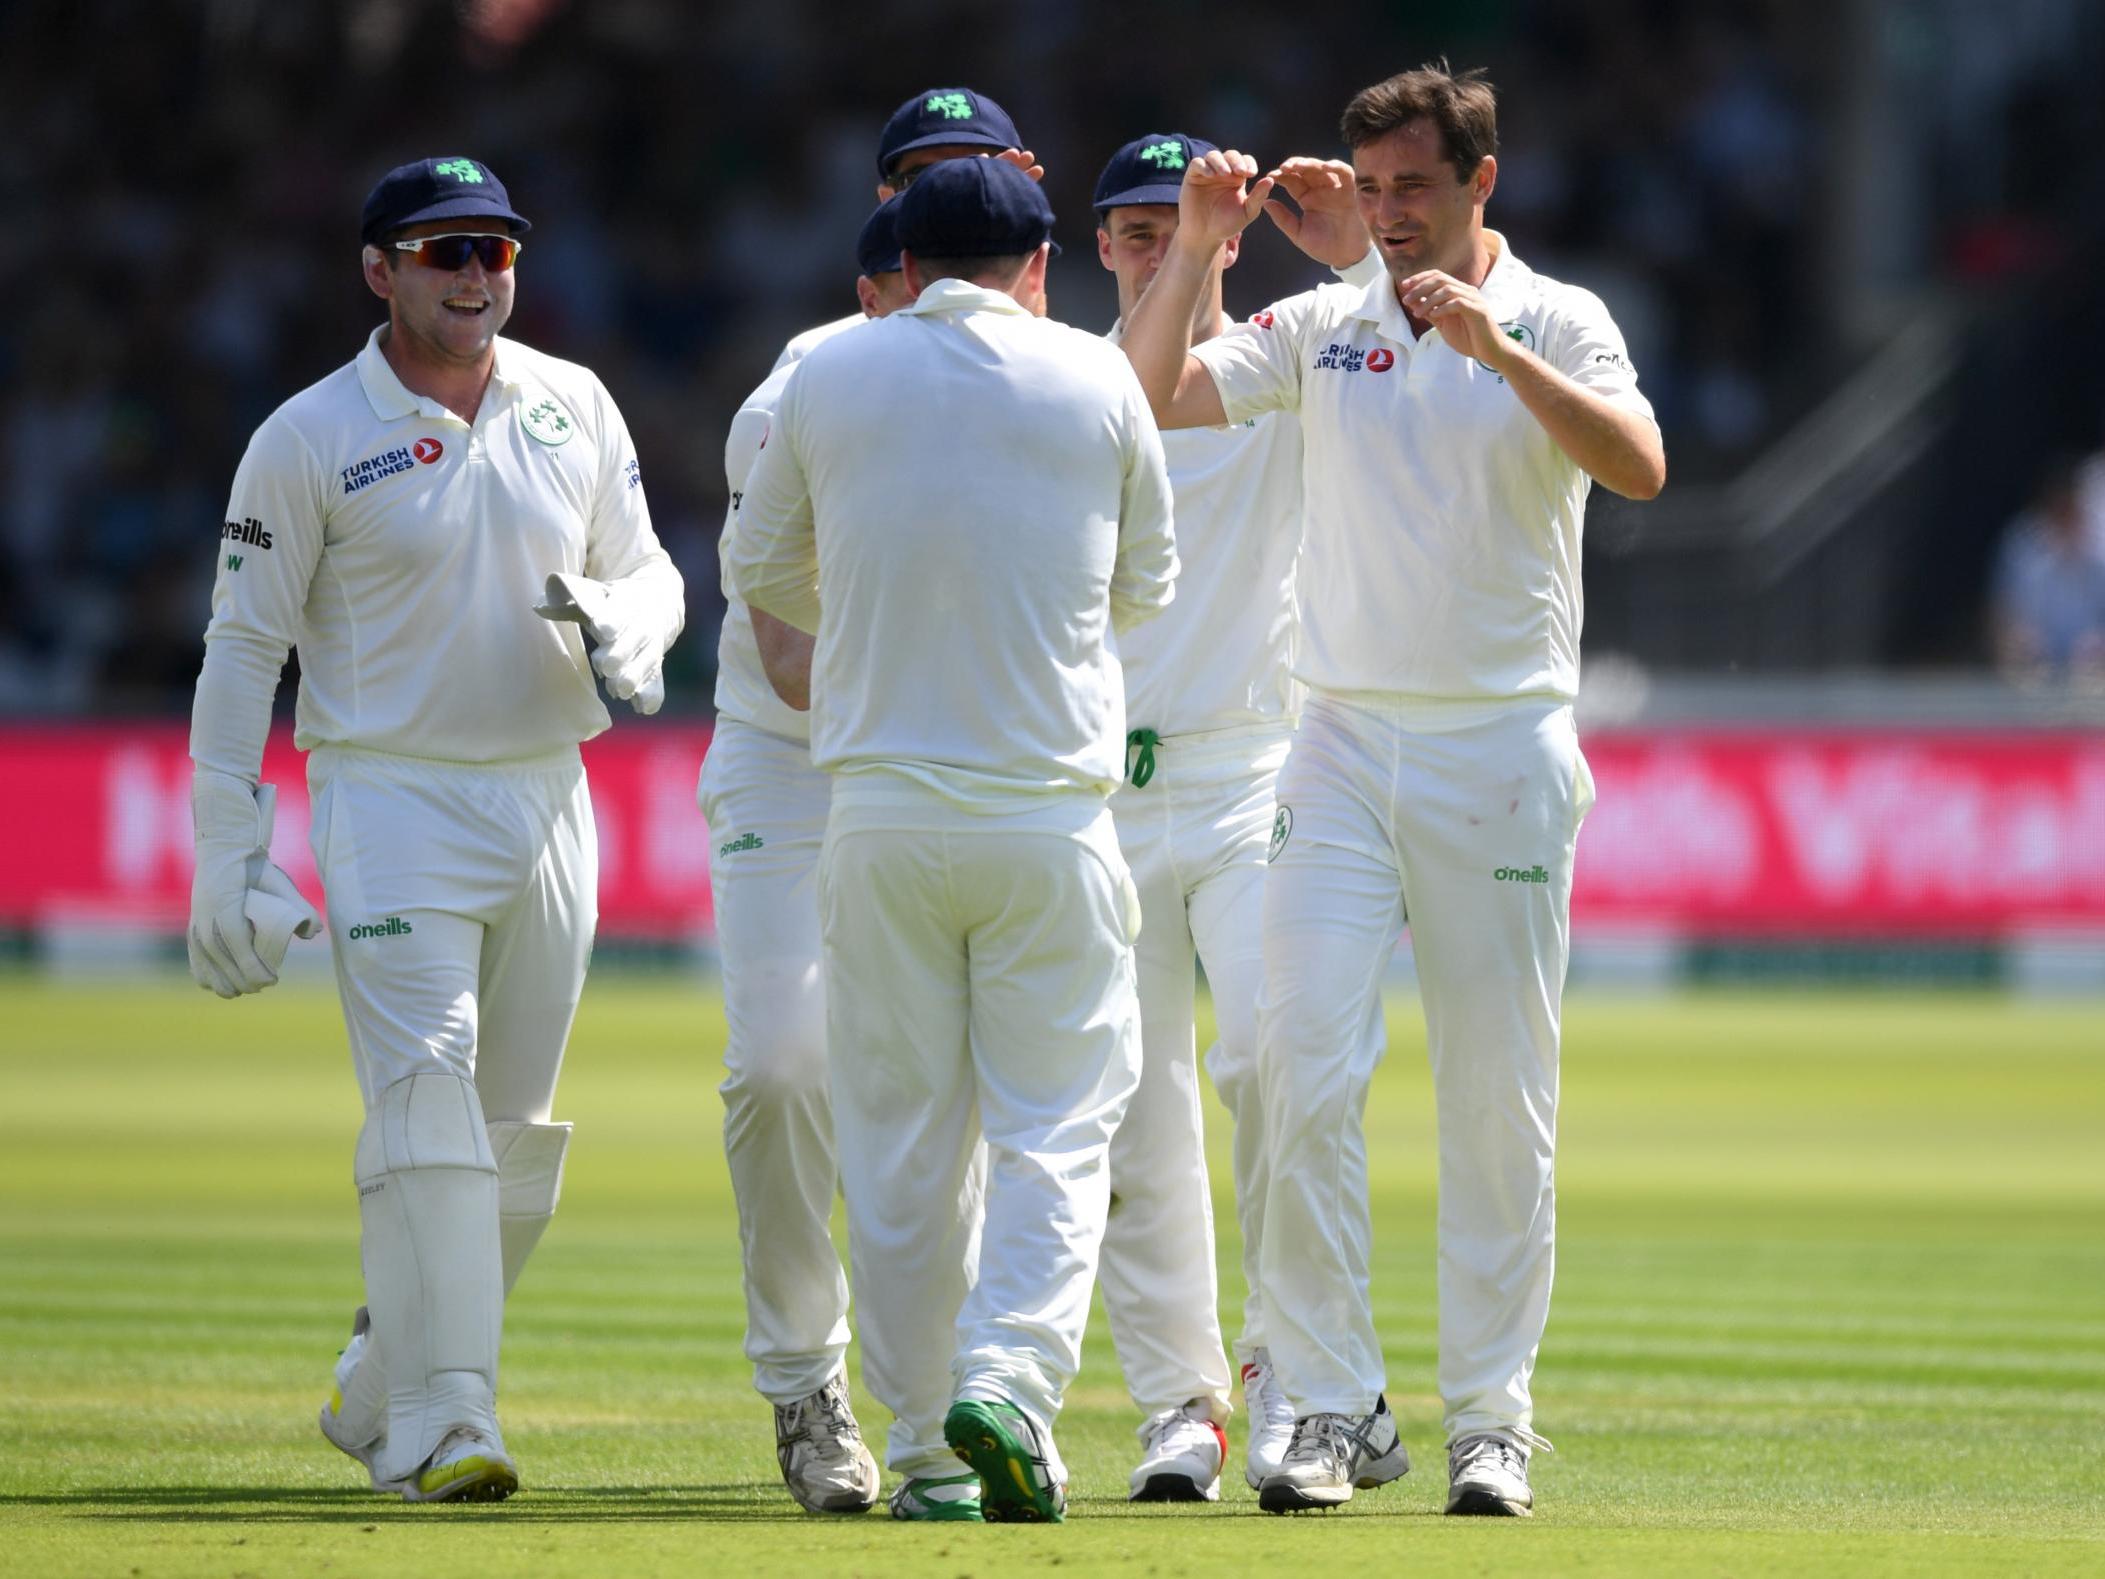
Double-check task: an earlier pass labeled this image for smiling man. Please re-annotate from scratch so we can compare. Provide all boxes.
[1118,64,1663,1519]
[187,155,683,1503]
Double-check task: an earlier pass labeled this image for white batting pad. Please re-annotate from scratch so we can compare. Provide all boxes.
[355,1073,504,1483]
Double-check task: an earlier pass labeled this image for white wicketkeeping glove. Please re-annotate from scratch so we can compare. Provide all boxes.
[188,770,321,998]
[534,571,668,715]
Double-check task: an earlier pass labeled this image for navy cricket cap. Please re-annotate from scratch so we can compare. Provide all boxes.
[359,156,531,244]
[1094,133,1217,210]
[856,196,905,276]
[895,157,1058,260]
[877,87,1022,178]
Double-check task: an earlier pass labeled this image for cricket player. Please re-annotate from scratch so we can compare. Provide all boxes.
[727,157,1177,1524]
[701,86,1042,1516]
[1088,131,1383,1501]
[1120,66,1664,1516]
[700,197,917,1517]
[187,156,684,1502]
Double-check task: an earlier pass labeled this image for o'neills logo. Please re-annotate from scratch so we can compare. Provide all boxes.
[1493,865,1550,884]
[221,516,273,549]
[347,916,414,939]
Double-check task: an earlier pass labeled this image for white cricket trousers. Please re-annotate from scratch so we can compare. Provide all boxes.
[819,779,1142,1480]
[1104,725,1291,1422]
[308,744,595,1124]
[696,719,850,1404]
[308,744,595,1469]
[1257,695,1593,1444]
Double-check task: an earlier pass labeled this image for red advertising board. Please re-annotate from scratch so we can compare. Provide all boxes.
[3,723,2102,939]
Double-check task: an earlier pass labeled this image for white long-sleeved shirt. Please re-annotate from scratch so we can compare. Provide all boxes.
[712,315,865,742]
[191,328,683,778]
[1191,232,1654,705]
[728,278,1177,803]
[1108,321,1303,738]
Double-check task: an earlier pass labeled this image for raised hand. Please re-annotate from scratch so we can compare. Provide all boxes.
[1178,148,1275,253]
[994,147,1046,183]
[1263,157,1368,269]
[1399,270,1512,366]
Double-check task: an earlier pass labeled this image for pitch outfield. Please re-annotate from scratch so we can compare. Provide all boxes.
[0,978,2098,1576]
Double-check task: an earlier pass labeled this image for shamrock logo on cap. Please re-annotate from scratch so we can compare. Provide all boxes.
[1138,140,1188,169]
[926,92,973,120]
[433,159,485,184]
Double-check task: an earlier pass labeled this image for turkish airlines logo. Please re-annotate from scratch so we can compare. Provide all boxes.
[1366,348,1396,373]
[1249,310,1275,329]
[413,438,444,464]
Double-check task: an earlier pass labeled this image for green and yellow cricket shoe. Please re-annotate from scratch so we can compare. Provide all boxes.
[887,1472,984,1521]
[943,1398,1066,1523]
[400,1427,519,1503]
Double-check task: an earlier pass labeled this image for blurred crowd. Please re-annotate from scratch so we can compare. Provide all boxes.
[1,0,2092,713]
[1991,444,2105,687]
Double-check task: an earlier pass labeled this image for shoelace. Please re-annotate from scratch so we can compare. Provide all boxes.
[1283,1412,1380,1476]
[780,1378,864,1460]
[1126,728,1160,786]
[1449,1434,1525,1482]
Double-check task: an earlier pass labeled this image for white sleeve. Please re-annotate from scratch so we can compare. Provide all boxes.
[1544,286,1656,424]
[1190,288,1319,424]
[189,413,324,782]
[1110,373,1179,634]
[581,378,684,648]
[1332,249,1386,289]
[727,377,822,635]
[718,399,775,598]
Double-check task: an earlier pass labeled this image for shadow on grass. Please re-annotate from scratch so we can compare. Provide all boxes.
[0,1486,1415,1524]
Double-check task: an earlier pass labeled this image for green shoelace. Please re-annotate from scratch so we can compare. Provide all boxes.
[1126,728,1160,787]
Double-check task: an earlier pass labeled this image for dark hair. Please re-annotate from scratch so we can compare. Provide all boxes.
[1340,61,1498,178]
[908,251,1036,286]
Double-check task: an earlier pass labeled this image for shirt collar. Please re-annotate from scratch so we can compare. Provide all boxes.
[354,325,524,420]
[1344,228,1529,343]
[897,277,1035,319]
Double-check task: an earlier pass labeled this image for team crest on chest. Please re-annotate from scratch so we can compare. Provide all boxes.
[520,395,575,446]
[1268,805,1293,863]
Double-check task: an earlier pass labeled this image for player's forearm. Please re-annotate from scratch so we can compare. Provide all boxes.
[1493,348,1666,500]
[1121,237,1220,427]
[749,608,814,711]
[189,632,289,782]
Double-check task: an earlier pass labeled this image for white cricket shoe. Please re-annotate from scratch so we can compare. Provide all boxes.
[1445,1432,1534,1517]
[1257,1396,1410,1513]
[400,1425,518,1503]
[773,1370,881,1514]
[1240,1349,1295,1491]
[1129,1398,1226,1501]
[317,1307,388,1489]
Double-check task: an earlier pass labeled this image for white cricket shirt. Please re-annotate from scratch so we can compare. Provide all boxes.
[714,315,866,743]
[1191,232,1654,705]
[1108,321,1302,738]
[192,328,682,778]
[729,278,1177,804]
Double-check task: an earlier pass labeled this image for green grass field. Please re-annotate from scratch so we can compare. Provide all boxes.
[1,976,2100,1576]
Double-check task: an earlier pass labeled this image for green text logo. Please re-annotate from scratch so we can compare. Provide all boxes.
[433,159,484,183]
[225,554,243,572]
[347,916,415,939]
[1493,865,1550,884]
[1137,140,1187,170]
[717,832,765,858]
[926,92,973,120]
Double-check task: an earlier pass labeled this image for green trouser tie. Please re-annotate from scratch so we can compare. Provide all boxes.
[1126,729,1159,787]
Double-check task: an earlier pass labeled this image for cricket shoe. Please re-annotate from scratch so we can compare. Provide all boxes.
[1445,1432,1535,1517]
[1129,1398,1225,1501]
[888,1472,984,1521]
[1257,1396,1410,1513]
[1240,1348,1295,1491]
[773,1370,881,1514]
[400,1426,518,1503]
[317,1307,388,1489]
[943,1397,1067,1523]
